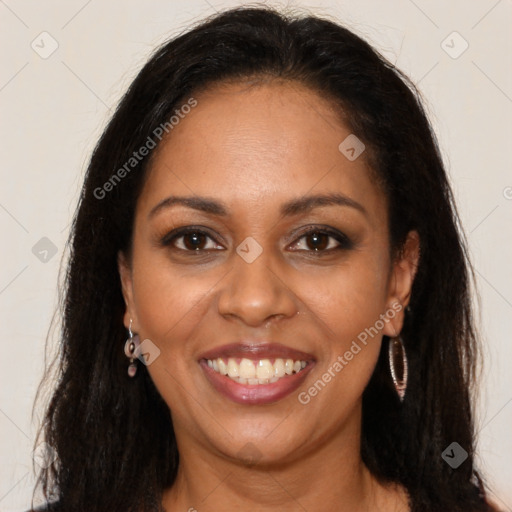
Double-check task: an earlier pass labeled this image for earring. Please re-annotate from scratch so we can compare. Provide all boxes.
[124,319,140,377]
[388,336,408,402]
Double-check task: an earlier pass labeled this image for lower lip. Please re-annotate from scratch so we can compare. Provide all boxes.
[199,360,315,405]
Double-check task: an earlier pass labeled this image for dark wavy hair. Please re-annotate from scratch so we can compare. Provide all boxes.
[33,5,495,512]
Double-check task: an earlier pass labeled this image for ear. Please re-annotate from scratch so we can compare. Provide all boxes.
[117,250,138,331]
[382,230,420,338]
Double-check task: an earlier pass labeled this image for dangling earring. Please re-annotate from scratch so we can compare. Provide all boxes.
[124,319,140,377]
[388,336,408,402]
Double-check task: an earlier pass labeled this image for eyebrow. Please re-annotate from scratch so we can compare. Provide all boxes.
[148,192,367,219]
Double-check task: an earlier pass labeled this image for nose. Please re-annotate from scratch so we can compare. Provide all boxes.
[217,249,298,327]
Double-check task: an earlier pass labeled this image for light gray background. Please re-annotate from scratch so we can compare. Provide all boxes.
[1,1,511,510]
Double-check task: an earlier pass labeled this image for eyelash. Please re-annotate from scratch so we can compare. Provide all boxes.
[159,225,353,256]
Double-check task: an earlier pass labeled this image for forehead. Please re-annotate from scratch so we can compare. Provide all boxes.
[137,80,386,226]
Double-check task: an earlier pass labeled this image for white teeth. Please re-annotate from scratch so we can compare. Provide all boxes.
[256,359,273,380]
[206,357,308,385]
[274,358,285,378]
[227,359,239,378]
[239,358,256,379]
[218,359,228,375]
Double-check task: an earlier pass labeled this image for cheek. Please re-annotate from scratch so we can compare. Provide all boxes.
[129,254,216,412]
[130,245,218,343]
[296,267,388,415]
[301,256,390,341]
[298,254,390,392]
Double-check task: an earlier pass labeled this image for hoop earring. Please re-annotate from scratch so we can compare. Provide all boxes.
[124,319,140,377]
[388,336,408,402]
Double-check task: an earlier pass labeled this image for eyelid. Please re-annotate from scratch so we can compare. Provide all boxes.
[159,224,353,253]
[287,225,353,251]
[159,225,225,249]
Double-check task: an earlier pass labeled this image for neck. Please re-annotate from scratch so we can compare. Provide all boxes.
[162,405,401,512]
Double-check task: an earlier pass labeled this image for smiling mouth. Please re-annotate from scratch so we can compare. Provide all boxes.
[198,341,316,404]
[204,357,308,385]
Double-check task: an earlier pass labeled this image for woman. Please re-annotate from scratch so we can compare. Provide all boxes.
[31,5,499,512]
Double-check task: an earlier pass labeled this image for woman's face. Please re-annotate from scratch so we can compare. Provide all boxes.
[119,79,418,466]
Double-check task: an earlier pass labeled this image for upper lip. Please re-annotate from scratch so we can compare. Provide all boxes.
[199,342,315,362]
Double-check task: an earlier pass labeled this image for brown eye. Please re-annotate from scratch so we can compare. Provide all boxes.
[304,232,330,251]
[182,232,207,250]
[289,227,352,253]
[160,227,224,253]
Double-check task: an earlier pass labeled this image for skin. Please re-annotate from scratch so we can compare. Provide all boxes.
[118,79,420,512]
